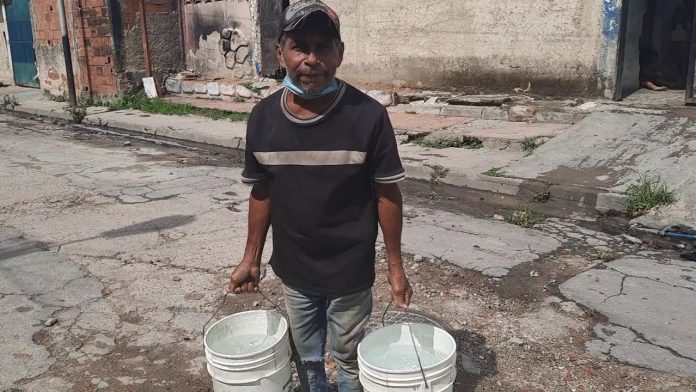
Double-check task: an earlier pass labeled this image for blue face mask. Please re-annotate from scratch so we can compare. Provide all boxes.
[283,74,338,100]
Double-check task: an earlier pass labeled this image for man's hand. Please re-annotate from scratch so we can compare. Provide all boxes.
[387,261,413,308]
[228,261,261,294]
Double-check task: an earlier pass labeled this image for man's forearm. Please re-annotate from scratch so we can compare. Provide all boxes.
[376,183,403,265]
[243,182,271,265]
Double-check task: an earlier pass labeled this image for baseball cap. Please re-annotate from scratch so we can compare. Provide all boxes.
[282,0,340,39]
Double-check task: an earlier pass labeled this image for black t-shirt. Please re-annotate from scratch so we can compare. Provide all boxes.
[242,81,405,296]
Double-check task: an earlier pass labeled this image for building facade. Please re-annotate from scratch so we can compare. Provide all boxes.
[4,0,695,101]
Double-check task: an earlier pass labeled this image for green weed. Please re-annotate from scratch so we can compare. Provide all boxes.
[1,95,19,109]
[68,106,87,123]
[521,137,539,155]
[483,167,506,177]
[533,186,552,203]
[625,175,676,216]
[107,93,249,122]
[505,207,545,227]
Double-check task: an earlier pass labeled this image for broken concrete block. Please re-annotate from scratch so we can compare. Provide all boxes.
[481,107,506,121]
[207,82,220,96]
[220,84,236,97]
[164,78,182,94]
[441,105,483,118]
[508,105,538,122]
[236,85,253,99]
[181,80,195,94]
[367,90,393,106]
[193,83,208,95]
[535,111,576,124]
[447,95,513,106]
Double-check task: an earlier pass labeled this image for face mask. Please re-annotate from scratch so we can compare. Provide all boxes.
[283,74,338,100]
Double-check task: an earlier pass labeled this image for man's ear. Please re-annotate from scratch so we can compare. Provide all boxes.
[337,41,345,67]
[276,43,286,69]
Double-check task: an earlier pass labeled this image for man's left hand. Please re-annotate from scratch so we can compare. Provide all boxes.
[387,261,413,308]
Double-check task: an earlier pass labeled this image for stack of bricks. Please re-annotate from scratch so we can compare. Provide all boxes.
[72,0,118,96]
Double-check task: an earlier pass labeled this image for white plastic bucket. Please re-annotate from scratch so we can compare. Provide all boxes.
[358,323,457,392]
[204,310,293,392]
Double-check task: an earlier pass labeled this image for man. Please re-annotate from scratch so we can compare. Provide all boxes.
[228,1,412,391]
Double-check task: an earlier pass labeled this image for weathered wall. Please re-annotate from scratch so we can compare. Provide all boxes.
[182,0,254,80]
[321,0,618,97]
[30,0,119,97]
[120,0,183,92]
[0,8,14,85]
[31,0,76,96]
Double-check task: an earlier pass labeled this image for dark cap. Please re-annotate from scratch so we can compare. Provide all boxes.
[282,0,340,39]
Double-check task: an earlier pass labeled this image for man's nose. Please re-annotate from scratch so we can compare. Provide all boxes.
[304,51,319,66]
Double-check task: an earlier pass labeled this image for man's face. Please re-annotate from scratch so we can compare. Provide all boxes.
[277,22,344,94]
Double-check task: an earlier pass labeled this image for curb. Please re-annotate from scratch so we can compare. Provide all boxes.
[3,105,628,219]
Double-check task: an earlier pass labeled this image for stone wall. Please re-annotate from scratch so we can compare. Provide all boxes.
[321,0,616,97]
[182,0,254,80]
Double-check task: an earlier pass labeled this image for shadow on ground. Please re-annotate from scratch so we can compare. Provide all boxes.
[0,215,196,261]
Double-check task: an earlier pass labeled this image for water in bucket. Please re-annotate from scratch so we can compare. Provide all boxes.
[204,310,293,392]
[358,323,457,392]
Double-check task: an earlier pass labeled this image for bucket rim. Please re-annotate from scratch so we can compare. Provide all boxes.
[207,357,292,385]
[204,309,288,359]
[359,358,455,383]
[357,322,457,375]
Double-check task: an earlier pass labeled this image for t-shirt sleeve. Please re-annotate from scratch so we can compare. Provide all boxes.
[370,109,405,184]
[241,109,269,185]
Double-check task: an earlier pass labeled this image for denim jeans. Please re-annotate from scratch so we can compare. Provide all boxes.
[283,285,372,392]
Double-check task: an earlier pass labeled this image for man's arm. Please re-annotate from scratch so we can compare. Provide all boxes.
[376,182,413,308]
[228,181,271,294]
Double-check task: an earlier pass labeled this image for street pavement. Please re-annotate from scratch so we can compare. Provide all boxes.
[1,114,695,391]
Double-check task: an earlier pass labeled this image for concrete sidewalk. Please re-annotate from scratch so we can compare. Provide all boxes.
[4,86,695,230]
[0,87,545,197]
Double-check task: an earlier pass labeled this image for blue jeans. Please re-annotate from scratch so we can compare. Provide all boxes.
[283,285,372,392]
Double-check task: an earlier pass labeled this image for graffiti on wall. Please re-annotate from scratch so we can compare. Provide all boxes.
[182,0,254,80]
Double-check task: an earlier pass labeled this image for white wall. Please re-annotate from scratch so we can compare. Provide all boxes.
[0,6,14,85]
[320,0,610,96]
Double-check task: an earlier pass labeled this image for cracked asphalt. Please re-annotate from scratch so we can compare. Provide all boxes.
[1,114,695,391]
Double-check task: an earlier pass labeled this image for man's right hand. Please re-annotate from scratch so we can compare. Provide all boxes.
[228,261,261,294]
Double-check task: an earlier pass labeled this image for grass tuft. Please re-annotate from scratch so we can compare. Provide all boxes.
[107,93,250,122]
[483,167,506,177]
[521,137,540,155]
[625,175,676,216]
[505,207,545,227]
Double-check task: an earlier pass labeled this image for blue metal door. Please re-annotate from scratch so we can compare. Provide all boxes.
[6,0,38,87]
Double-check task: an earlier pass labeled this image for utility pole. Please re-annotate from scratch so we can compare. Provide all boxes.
[139,0,153,78]
[139,0,161,96]
[57,0,77,107]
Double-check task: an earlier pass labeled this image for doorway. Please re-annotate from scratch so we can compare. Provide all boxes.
[618,0,695,101]
[5,0,38,87]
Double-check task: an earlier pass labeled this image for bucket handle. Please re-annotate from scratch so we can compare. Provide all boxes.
[202,287,285,337]
[380,300,430,390]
